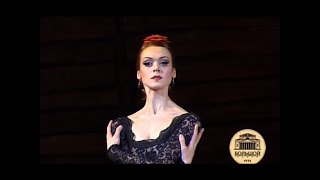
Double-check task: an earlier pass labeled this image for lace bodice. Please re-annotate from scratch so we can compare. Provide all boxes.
[106,112,201,164]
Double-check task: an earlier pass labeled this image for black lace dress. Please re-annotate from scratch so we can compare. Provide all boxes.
[106,112,201,164]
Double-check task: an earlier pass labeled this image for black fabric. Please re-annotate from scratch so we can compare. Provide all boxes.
[107,112,201,164]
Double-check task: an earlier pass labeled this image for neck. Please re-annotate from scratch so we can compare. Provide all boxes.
[142,88,172,115]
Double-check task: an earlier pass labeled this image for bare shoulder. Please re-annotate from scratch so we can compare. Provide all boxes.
[171,102,199,118]
[171,102,200,122]
[170,102,188,115]
[127,110,143,122]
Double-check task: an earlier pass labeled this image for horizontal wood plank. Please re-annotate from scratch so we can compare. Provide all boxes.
[123,16,280,32]
[40,63,115,94]
[40,42,115,66]
[172,78,279,105]
[40,133,105,156]
[176,55,280,82]
[40,90,118,110]
[40,109,117,135]
[188,100,280,125]
[40,16,115,43]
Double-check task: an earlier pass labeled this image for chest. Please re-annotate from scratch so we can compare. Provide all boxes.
[131,116,174,141]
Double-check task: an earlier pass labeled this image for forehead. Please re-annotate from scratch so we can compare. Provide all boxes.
[141,46,172,59]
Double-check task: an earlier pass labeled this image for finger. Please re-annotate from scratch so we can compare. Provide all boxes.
[179,134,187,150]
[189,123,199,146]
[114,125,123,138]
[106,120,113,138]
[195,128,204,145]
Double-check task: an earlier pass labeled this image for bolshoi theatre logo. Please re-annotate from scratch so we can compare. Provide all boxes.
[229,129,266,164]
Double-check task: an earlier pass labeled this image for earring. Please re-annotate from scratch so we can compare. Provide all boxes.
[172,78,175,87]
[138,79,141,89]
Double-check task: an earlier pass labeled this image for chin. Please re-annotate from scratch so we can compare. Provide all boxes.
[150,86,163,90]
[148,84,167,90]
[147,83,170,91]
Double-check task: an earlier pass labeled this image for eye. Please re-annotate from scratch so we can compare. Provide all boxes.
[143,61,152,67]
[160,61,169,66]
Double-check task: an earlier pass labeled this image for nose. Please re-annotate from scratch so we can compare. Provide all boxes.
[153,63,160,73]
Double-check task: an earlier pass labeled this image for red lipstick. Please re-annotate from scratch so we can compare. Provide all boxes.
[151,75,162,80]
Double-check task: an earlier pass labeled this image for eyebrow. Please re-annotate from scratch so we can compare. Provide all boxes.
[142,56,170,60]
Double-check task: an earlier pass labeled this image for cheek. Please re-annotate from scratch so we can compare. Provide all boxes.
[164,67,173,74]
[163,70,173,79]
[139,68,151,78]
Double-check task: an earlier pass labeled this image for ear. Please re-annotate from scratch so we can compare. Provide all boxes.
[172,68,176,78]
[137,70,141,80]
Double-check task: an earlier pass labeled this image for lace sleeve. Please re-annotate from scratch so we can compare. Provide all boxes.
[178,113,202,147]
[106,118,149,164]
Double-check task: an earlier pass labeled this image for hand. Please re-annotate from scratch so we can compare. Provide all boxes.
[179,123,204,164]
[106,120,123,150]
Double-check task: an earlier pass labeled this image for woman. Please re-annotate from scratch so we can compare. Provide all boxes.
[106,34,204,164]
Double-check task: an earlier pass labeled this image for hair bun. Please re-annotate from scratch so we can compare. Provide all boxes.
[143,34,170,46]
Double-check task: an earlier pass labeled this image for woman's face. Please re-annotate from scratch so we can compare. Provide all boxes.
[137,46,176,91]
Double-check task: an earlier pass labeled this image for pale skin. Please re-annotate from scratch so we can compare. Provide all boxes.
[106,46,204,164]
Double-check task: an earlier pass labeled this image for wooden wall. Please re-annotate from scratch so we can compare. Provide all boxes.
[40,16,280,164]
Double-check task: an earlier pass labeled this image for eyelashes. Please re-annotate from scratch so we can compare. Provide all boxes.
[160,61,169,66]
[143,61,152,67]
[143,61,169,67]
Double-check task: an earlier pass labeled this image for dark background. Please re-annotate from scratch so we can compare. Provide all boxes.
[40,16,280,164]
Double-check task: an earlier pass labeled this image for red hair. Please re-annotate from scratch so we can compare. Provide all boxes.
[143,34,171,46]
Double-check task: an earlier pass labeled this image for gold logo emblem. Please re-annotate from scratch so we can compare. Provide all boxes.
[229,129,266,164]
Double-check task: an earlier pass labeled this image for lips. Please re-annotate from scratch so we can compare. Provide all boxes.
[151,75,162,79]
